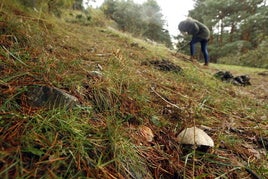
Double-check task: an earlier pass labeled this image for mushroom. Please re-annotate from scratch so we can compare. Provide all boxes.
[177,127,214,152]
[139,125,154,142]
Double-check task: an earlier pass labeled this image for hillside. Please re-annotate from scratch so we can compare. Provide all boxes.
[0,2,267,179]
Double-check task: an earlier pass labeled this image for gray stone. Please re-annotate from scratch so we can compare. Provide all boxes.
[87,71,103,80]
[26,85,79,109]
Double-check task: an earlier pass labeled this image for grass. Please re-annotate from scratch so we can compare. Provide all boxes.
[210,63,268,74]
[0,2,268,178]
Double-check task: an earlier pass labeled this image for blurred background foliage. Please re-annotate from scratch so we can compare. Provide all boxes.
[183,0,268,68]
[15,0,268,68]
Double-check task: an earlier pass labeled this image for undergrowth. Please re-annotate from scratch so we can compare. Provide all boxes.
[218,38,268,69]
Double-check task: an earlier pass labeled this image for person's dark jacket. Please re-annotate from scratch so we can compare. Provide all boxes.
[178,18,210,40]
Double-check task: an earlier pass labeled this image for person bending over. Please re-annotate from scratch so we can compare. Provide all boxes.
[178,17,210,66]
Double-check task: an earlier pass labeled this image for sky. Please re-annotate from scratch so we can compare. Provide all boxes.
[85,0,195,38]
[150,0,195,37]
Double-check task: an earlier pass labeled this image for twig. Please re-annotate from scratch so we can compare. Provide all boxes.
[95,53,113,57]
[1,45,28,66]
[175,41,190,55]
[150,86,181,110]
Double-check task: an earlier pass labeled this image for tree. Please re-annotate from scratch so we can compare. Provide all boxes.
[187,0,267,61]
[111,0,143,34]
[141,0,164,40]
[102,0,118,18]
[101,0,172,47]
[72,0,83,10]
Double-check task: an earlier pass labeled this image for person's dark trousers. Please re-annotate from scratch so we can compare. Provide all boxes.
[190,37,209,65]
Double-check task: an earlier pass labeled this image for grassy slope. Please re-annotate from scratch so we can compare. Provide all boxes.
[0,2,267,178]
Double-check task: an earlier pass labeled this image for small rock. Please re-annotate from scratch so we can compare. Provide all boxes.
[87,71,103,79]
[26,85,79,109]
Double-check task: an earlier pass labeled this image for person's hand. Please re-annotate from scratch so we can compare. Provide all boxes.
[181,32,188,36]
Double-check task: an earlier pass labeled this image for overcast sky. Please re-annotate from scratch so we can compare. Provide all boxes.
[85,0,195,37]
[149,0,194,37]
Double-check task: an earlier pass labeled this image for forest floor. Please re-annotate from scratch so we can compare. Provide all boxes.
[0,2,267,178]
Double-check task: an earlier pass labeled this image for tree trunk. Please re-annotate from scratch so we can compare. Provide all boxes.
[229,23,235,42]
[219,19,224,45]
[241,30,250,41]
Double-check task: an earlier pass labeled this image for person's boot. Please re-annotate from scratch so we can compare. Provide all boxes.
[190,56,198,63]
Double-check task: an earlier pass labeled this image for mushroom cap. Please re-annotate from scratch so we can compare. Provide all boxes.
[177,127,214,147]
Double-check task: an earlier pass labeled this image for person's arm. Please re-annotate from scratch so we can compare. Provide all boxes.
[190,22,199,37]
